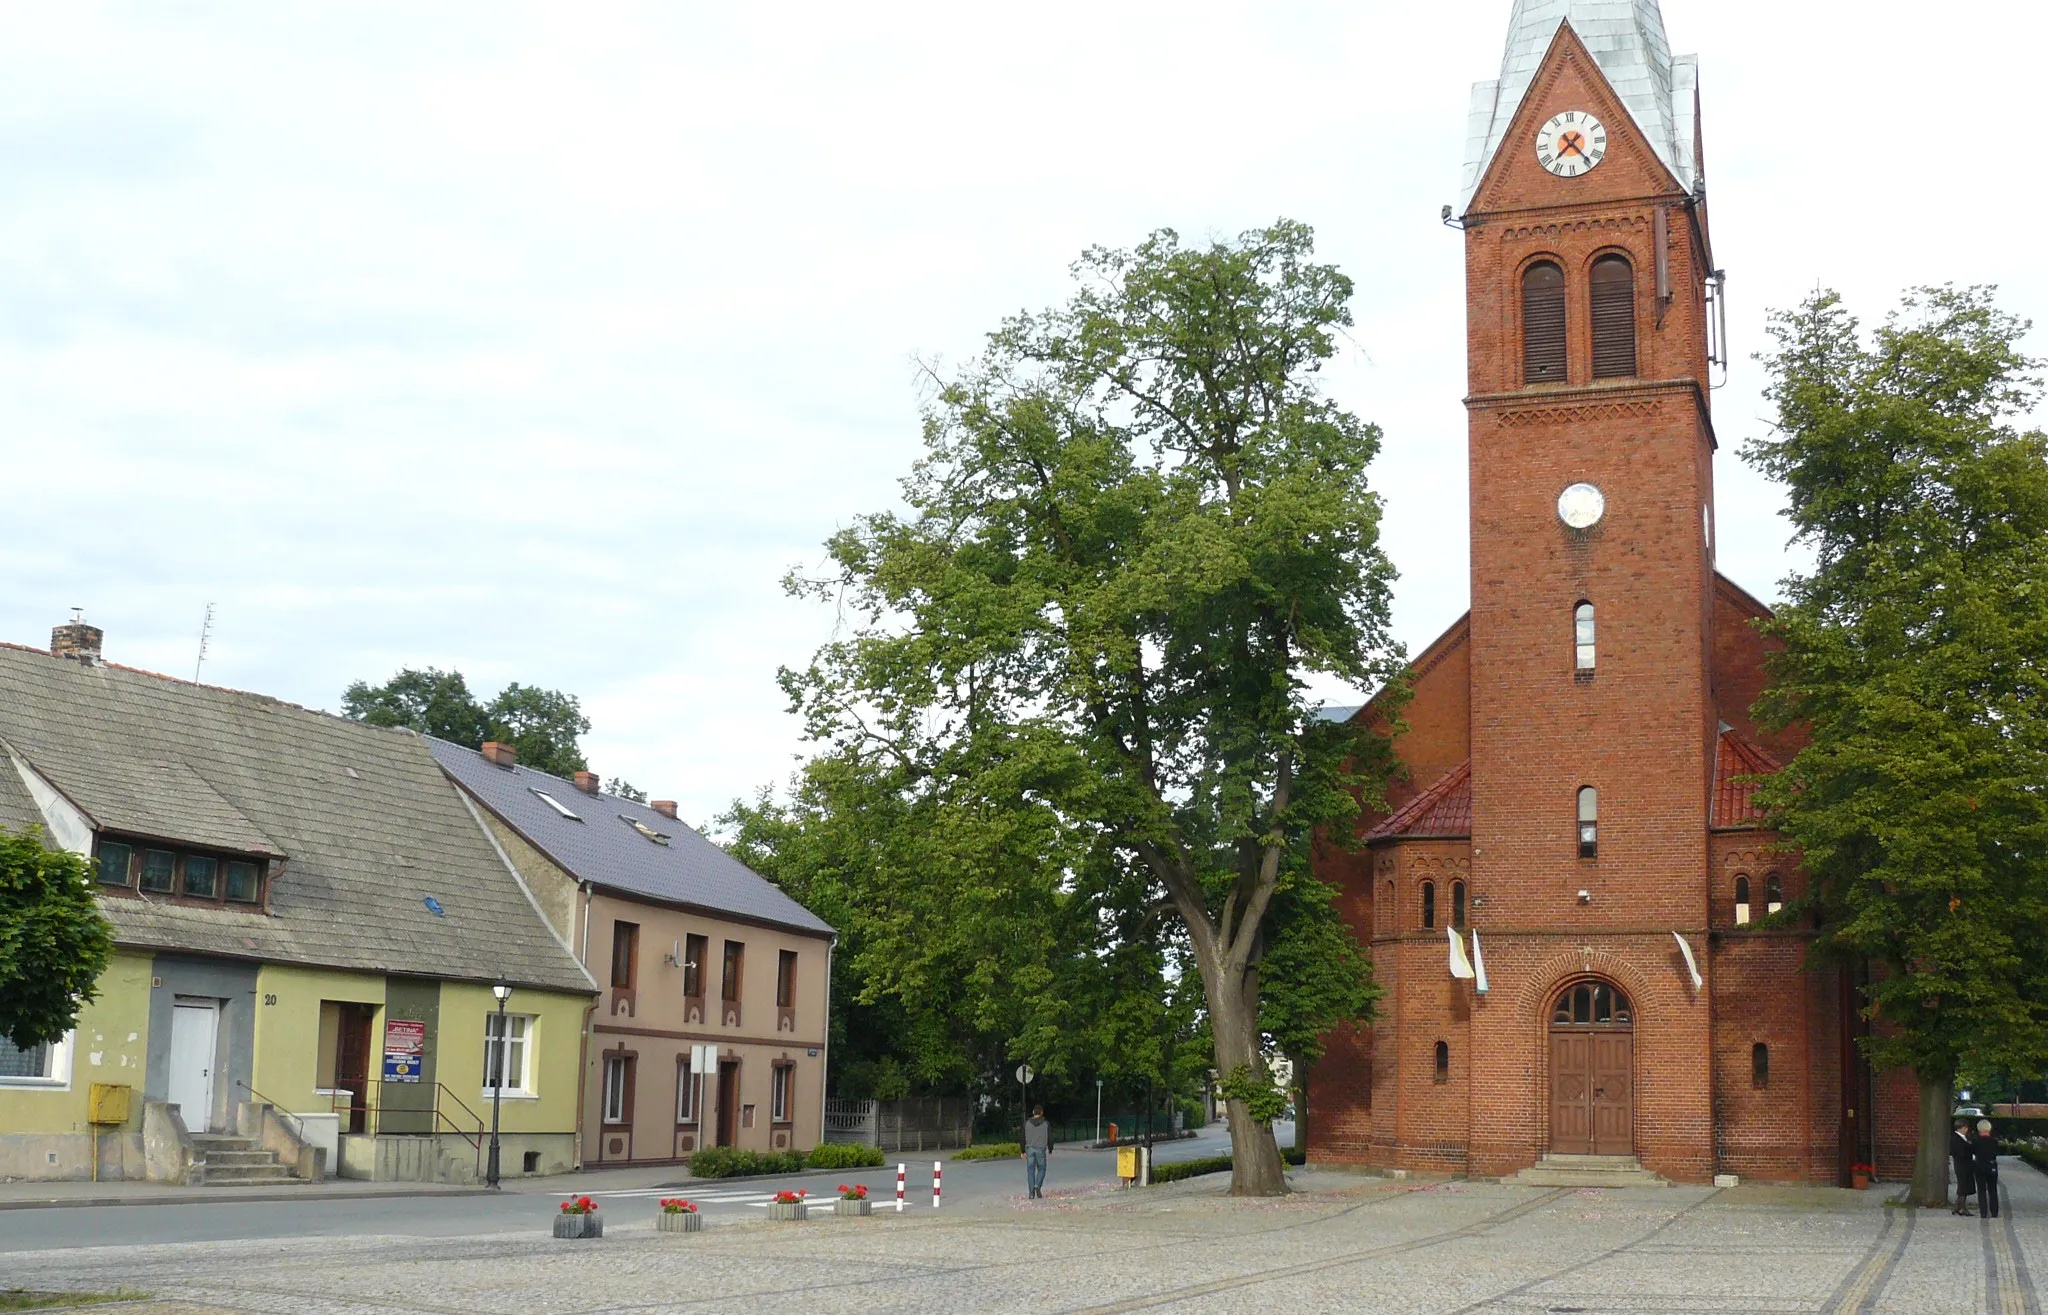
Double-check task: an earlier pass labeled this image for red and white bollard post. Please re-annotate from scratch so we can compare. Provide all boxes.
[932,1160,943,1209]
[895,1162,906,1213]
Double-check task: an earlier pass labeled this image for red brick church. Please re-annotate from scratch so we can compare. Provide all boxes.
[1306,1,1913,1187]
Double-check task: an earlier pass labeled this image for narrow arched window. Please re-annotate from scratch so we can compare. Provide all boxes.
[1420,880,1437,930]
[1734,875,1752,926]
[1451,880,1467,929]
[1523,262,1567,383]
[1434,1040,1450,1081]
[1574,602,1596,672]
[1577,787,1598,859]
[1752,1042,1770,1087]
[1765,873,1784,914]
[1590,254,1636,378]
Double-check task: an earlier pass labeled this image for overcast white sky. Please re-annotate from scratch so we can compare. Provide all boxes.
[3,1,2043,825]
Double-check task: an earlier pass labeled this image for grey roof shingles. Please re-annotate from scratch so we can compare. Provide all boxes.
[429,738,833,939]
[0,644,594,995]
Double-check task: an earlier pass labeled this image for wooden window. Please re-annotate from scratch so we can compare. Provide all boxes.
[139,849,176,893]
[1451,880,1467,929]
[1522,261,1567,383]
[95,841,133,887]
[722,940,744,1003]
[676,1054,697,1122]
[1752,1042,1770,1088]
[1765,873,1784,914]
[181,855,218,899]
[1577,787,1598,859]
[611,921,640,990]
[683,934,707,998]
[771,1063,793,1123]
[1734,875,1752,925]
[1590,255,1637,379]
[224,860,261,903]
[776,950,798,1009]
[1433,1041,1450,1082]
[601,1051,634,1124]
[1552,982,1632,1025]
[1420,880,1436,930]
[1574,602,1596,672]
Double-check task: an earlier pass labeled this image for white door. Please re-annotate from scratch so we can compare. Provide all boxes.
[168,1001,219,1133]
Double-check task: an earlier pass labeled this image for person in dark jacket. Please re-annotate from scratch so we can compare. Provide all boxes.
[1973,1120,2001,1219]
[1022,1106,1052,1199]
[1952,1119,1978,1215]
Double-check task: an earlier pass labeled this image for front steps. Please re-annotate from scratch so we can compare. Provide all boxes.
[1509,1153,1671,1187]
[189,1133,301,1186]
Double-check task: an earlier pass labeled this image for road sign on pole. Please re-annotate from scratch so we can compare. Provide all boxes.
[1015,1064,1034,1085]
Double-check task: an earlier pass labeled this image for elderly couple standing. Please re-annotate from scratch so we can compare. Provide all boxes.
[1950,1119,2001,1217]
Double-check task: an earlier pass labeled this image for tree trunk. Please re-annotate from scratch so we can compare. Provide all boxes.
[1209,976,1287,1196]
[1908,1067,1953,1208]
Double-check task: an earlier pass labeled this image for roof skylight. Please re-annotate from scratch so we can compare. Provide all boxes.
[531,789,583,821]
[620,814,670,846]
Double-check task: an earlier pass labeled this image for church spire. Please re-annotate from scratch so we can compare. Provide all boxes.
[1459,0,1698,210]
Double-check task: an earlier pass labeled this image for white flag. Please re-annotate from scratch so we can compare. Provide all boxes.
[1447,927,1475,980]
[1672,931,1703,990]
[1471,929,1489,995]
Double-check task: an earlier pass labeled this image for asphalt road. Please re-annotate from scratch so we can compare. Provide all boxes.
[0,1120,1288,1253]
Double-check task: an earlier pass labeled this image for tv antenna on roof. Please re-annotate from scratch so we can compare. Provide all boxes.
[193,603,215,683]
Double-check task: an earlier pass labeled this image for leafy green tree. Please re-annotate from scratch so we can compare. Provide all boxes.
[605,778,648,804]
[1257,870,1380,1151]
[0,826,115,1050]
[342,669,591,777]
[1745,285,2048,1208]
[779,221,1400,1194]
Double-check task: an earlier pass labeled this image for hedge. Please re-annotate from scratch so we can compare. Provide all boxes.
[1149,1146,1306,1185]
[954,1142,1022,1161]
[2016,1141,2048,1177]
[687,1147,805,1179]
[805,1142,885,1170]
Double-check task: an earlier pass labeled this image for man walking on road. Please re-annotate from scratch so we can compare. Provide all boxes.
[1023,1105,1052,1199]
[1973,1119,2001,1219]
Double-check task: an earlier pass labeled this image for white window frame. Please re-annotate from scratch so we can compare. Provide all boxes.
[483,1013,536,1099]
[601,1052,629,1124]
[676,1057,697,1122]
[771,1063,792,1123]
[0,1029,73,1089]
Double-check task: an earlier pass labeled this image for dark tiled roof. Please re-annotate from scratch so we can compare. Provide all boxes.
[1366,760,1472,840]
[0,644,595,994]
[1713,728,1780,829]
[429,739,834,938]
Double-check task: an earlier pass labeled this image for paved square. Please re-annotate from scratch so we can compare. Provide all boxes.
[7,1165,2042,1313]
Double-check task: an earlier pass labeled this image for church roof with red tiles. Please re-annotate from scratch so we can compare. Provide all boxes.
[1713,728,1781,829]
[1366,760,1472,841]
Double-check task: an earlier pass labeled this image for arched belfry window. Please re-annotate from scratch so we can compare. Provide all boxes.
[1590,255,1637,378]
[1765,873,1784,914]
[1451,880,1467,929]
[1577,786,1598,859]
[1420,880,1437,930]
[1734,875,1752,926]
[1574,602,1596,672]
[1434,1040,1450,1081]
[1523,261,1567,383]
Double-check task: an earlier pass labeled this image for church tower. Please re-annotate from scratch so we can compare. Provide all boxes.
[1457,1,1721,1180]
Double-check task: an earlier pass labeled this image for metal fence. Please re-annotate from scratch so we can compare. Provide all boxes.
[823,1097,974,1152]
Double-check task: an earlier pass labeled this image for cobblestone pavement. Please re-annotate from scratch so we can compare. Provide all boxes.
[7,1161,2042,1314]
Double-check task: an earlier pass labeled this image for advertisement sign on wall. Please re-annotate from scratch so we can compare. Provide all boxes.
[383,1018,426,1083]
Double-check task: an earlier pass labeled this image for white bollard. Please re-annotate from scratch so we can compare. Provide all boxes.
[896,1162,906,1213]
[933,1159,942,1208]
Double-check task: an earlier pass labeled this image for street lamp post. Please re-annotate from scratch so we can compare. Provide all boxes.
[1095,1078,1103,1145]
[487,976,512,1189]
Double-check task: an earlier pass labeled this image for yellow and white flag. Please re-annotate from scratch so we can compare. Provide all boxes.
[1672,931,1703,990]
[1447,927,1476,980]
[1471,929,1489,995]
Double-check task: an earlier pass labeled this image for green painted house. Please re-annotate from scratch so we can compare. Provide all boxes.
[0,620,596,1183]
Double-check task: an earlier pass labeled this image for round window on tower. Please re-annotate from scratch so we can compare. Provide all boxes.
[1557,483,1606,530]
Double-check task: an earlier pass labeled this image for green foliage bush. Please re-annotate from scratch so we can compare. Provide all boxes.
[687,1147,805,1179]
[804,1142,884,1169]
[1147,1145,1306,1184]
[2015,1140,2048,1177]
[953,1142,1021,1161]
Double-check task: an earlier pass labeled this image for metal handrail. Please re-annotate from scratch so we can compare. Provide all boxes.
[231,1078,308,1142]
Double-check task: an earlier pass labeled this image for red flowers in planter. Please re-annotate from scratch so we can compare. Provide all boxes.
[839,1184,869,1200]
[658,1198,698,1214]
[772,1189,808,1204]
[559,1195,599,1215]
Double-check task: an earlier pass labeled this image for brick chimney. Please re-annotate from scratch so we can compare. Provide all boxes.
[650,800,678,820]
[480,741,517,768]
[51,611,103,665]
[573,771,600,795]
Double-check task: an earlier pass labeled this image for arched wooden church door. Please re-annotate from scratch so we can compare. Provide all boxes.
[1548,981,1633,1156]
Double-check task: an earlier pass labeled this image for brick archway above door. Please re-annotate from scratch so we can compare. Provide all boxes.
[1548,980,1634,1157]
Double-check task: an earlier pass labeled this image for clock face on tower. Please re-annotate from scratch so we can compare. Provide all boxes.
[1557,482,1606,530]
[1535,111,1607,177]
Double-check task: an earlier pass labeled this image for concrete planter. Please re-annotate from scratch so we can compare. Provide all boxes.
[655,1210,703,1233]
[553,1212,603,1239]
[765,1201,808,1222]
[834,1198,872,1217]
